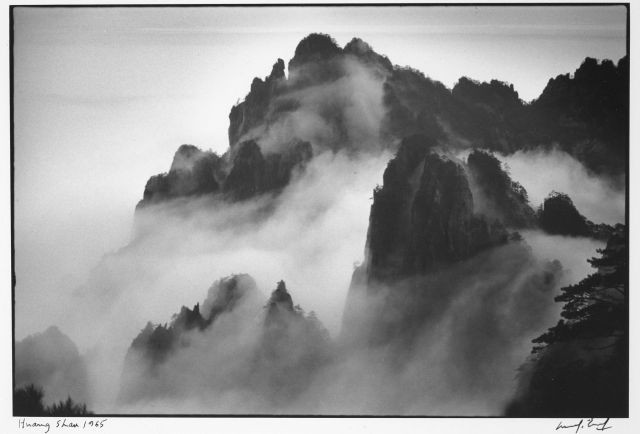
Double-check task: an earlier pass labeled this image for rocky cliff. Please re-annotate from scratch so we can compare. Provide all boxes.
[137,138,312,209]
[466,149,537,228]
[360,136,509,284]
[115,32,626,413]
[138,34,627,214]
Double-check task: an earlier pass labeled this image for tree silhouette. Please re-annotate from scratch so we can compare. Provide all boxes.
[13,384,93,416]
[506,225,627,416]
[47,396,92,416]
[532,224,625,350]
[13,384,46,416]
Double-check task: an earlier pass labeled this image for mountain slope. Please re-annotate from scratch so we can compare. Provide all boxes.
[137,34,627,214]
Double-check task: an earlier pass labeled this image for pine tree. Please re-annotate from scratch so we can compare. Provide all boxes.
[506,224,627,416]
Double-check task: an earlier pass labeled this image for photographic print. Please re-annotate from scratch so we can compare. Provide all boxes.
[11,3,629,419]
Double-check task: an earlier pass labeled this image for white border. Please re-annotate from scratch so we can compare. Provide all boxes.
[1,1,637,433]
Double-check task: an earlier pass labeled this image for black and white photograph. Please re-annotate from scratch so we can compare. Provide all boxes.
[6,1,634,428]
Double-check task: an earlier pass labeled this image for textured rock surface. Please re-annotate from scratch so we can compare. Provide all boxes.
[228,58,286,148]
[363,136,508,282]
[467,149,537,228]
[223,139,313,201]
[139,144,223,206]
[139,34,627,213]
[341,136,553,352]
[138,139,312,210]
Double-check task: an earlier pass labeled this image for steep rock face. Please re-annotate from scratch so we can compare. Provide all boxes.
[137,139,312,210]
[223,140,267,201]
[341,137,544,351]
[223,139,312,201]
[364,136,508,282]
[139,145,223,207]
[466,150,537,228]
[15,327,90,406]
[382,68,528,152]
[381,68,448,144]
[228,34,391,153]
[139,35,626,213]
[228,58,286,148]
[537,192,613,240]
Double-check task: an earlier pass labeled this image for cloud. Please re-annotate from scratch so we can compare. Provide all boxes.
[87,221,604,414]
[499,148,625,225]
[34,149,386,411]
[21,143,617,414]
[239,56,388,155]
[13,39,624,414]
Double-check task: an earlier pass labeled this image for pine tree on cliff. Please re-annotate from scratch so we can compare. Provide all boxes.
[506,225,627,416]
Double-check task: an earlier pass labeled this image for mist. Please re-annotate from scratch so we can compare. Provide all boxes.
[15,102,621,415]
[16,142,620,414]
[236,54,389,155]
[59,138,610,413]
[32,149,385,410]
[107,229,603,415]
[12,12,627,415]
[500,148,625,225]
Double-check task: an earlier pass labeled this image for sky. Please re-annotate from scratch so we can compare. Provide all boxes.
[12,5,628,340]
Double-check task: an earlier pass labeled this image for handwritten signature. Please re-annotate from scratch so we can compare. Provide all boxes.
[556,418,612,433]
[18,418,108,433]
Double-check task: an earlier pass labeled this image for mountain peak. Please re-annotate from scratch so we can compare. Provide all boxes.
[344,37,393,70]
[344,37,372,54]
[289,33,342,68]
[267,280,294,312]
[169,144,206,172]
[269,58,286,80]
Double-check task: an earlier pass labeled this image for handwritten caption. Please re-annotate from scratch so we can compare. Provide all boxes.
[18,418,108,434]
[556,418,612,432]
